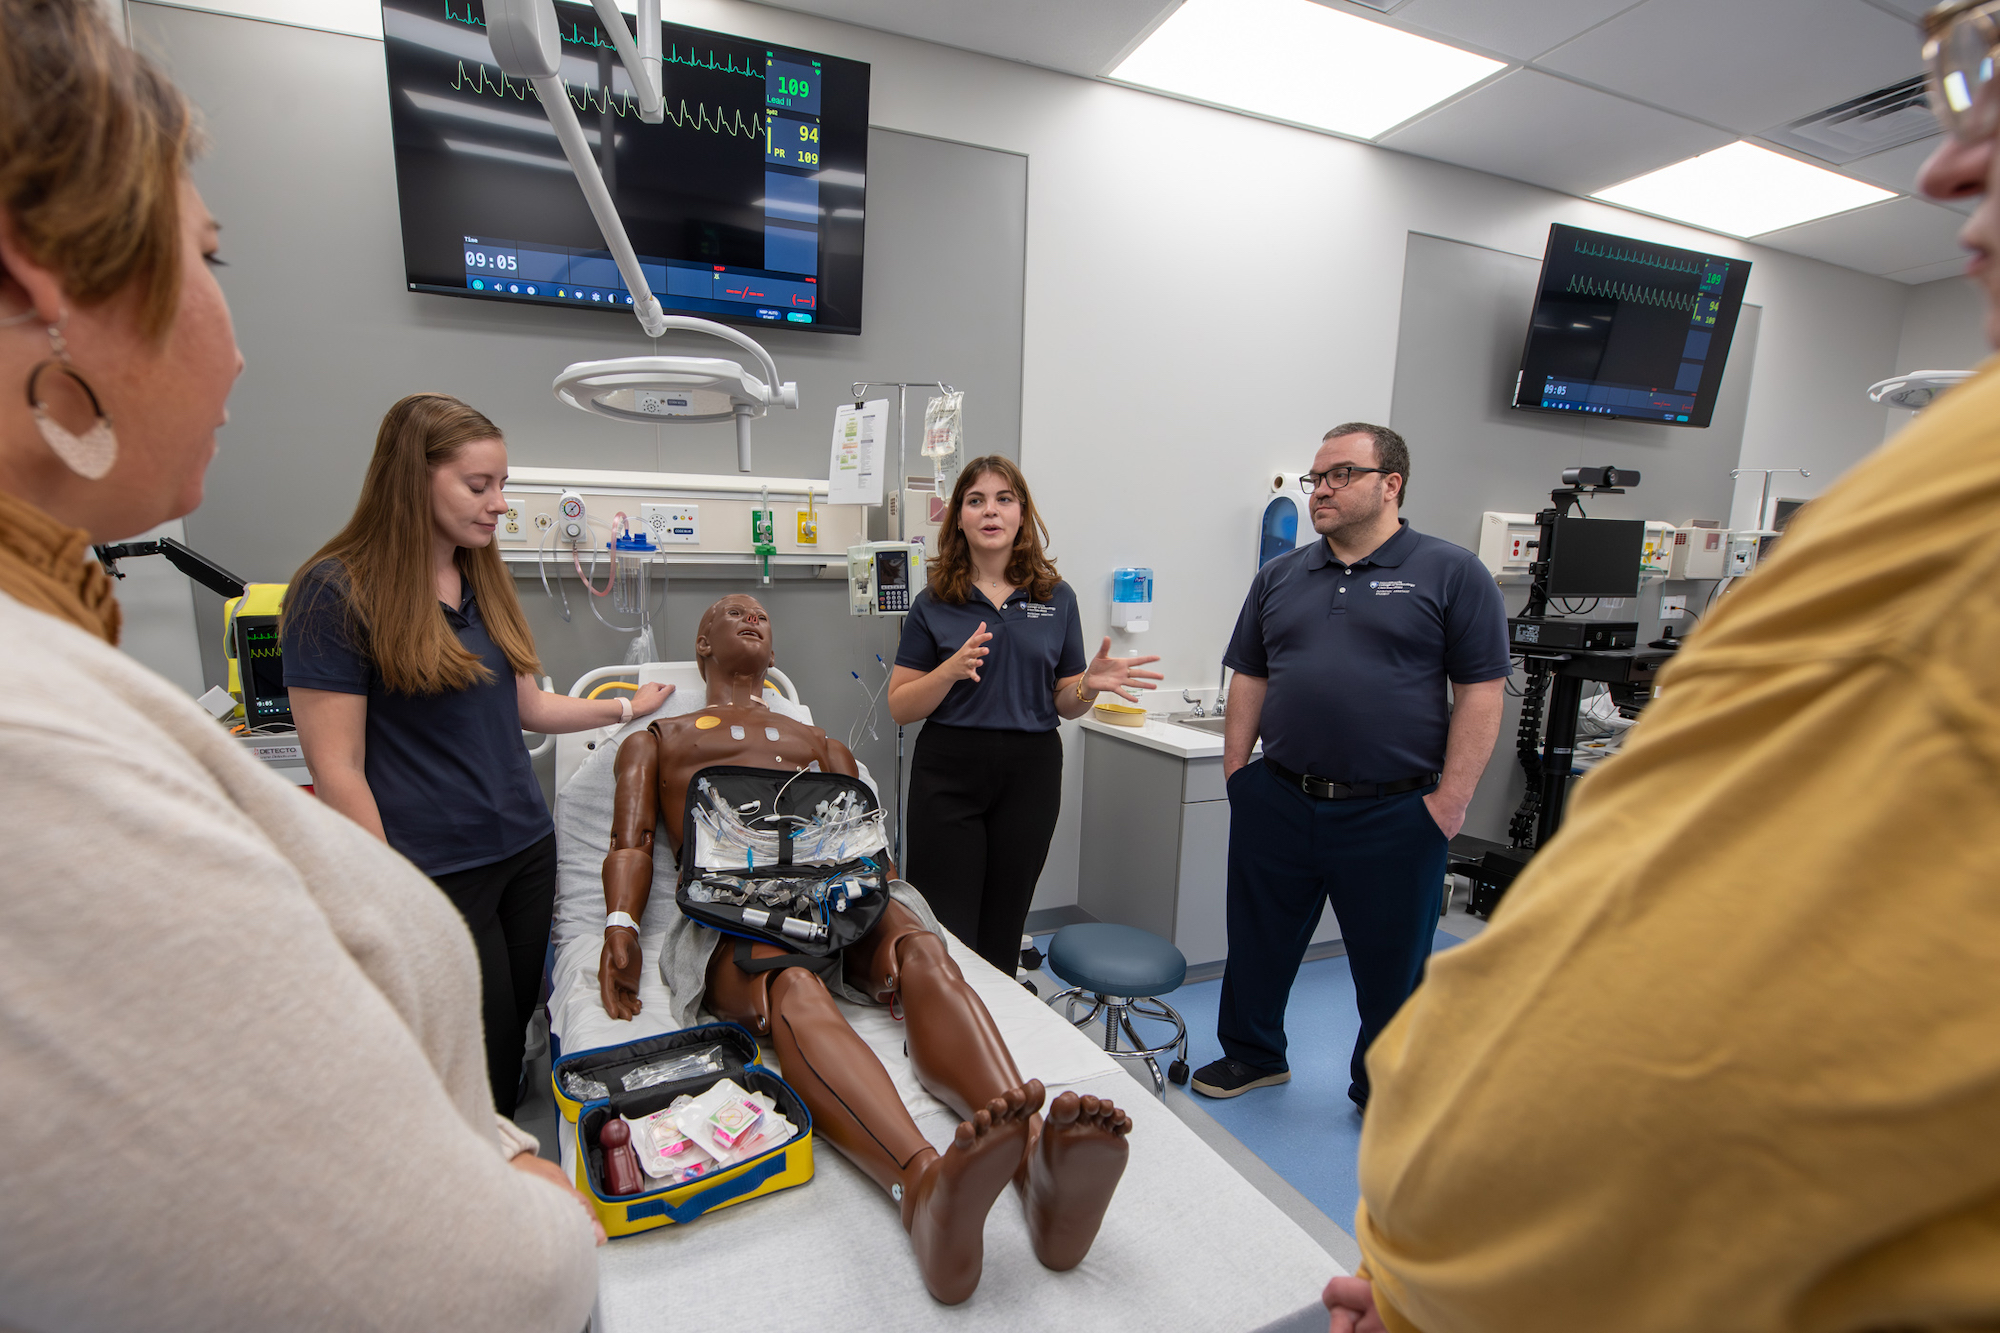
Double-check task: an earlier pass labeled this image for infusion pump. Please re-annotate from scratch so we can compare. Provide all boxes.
[848,541,923,616]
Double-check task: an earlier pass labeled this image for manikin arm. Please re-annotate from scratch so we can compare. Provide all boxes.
[599,730,659,1019]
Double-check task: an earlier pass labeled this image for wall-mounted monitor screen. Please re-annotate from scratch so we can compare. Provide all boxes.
[1512,223,1750,428]
[381,0,869,333]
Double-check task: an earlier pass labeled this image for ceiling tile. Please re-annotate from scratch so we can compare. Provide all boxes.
[1537,0,1924,133]
[1862,0,1928,18]
[741,0,1180,76]
[1837,134,1945,193]
[1754,195,1967,274]
[1381,68,1732,193]
[1390,0,1641,61]
[1883,256,1971,283]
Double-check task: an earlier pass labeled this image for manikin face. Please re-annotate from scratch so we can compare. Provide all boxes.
[958,469,1023,560]
[1307,433,1400,541]
[1918,129,2000,348]
[430,437,510,551]
[698,594,775,678]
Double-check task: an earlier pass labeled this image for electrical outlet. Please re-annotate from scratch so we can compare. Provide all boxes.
[796,509,818,545]
[501,498,522,540]
[1660,594,1688,619]
[641,503,699,545]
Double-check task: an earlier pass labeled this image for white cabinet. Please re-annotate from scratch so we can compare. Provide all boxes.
[1077,725,1338,971]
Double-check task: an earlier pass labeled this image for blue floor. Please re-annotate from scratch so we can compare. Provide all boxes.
[1041,928,1464,1236]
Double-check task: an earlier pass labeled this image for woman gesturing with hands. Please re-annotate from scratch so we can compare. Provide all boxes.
[889,457,1160,977]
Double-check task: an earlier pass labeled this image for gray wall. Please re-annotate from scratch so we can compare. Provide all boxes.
[1387,231,1760,844]
[131,2,1026,803]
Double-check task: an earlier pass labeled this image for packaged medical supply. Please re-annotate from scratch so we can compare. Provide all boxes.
[621,1045,728,1092]
[561,1069,611,1101]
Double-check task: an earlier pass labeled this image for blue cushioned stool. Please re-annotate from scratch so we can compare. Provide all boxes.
[1045,923,1190,1099]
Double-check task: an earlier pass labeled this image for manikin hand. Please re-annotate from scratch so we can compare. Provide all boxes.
[630,681,674,717]
[1323,1276,1387,1333]
[946,622,992,684]
[1082,637,1164,703]
[599,926,643,1020]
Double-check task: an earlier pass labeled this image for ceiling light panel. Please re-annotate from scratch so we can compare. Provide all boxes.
[1591,141,1895,238]
[1109,0,1504,139]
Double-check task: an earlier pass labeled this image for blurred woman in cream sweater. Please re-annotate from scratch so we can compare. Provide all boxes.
[0,1,600,1327]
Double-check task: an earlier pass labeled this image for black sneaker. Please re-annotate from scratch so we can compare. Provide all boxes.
[1189,1057,1291,1099]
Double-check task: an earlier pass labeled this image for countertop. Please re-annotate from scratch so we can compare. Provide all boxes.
[1078,713,1259,760]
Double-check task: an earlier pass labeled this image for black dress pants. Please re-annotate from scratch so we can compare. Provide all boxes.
[431,833,558,1116]
[905,722,1063,975]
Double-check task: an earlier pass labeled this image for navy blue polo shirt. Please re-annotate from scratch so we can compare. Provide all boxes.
[1224,521,1510,782]
[895,579,1087,732]
[281,562,552,876]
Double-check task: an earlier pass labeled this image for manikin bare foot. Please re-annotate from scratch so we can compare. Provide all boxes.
[1020,1090,1132,1272]
[901,1081,1044,1304]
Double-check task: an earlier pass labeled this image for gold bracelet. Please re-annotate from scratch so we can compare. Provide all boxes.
[1075,676,1097,704]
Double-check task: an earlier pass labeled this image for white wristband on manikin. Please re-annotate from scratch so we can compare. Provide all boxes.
[606,911,640,934]
[617,695,633,724]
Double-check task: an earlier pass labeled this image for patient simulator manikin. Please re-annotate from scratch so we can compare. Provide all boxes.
[597,594,1132,1304]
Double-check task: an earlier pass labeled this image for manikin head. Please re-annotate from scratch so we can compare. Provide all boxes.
[695,593,775,691]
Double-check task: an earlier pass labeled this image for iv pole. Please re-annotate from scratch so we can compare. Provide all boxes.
[849,379,957,868]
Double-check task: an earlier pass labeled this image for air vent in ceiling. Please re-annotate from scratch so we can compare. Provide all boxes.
[1764,75,1938,165]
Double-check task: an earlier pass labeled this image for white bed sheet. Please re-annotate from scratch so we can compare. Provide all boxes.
[547,692,1341,1331]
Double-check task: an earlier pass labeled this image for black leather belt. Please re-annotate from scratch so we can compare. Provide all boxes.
[1264,760,1439,801]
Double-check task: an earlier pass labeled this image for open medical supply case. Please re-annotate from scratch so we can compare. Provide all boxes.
[675,765,889,958]
[552,1022,814,1238]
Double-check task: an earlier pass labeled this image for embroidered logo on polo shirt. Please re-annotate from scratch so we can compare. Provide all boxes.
[1371,580,1414,596]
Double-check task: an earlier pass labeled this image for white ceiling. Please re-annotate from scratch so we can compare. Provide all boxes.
[745,0,1973,284]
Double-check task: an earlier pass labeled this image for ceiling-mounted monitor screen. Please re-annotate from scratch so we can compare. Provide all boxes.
[1512,223,1750,427]
[381,0,869,333]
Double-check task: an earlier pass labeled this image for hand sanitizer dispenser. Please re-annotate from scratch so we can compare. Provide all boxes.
[1111,567,1153,633]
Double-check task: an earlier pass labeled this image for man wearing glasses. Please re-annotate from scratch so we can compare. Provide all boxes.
[1190,423,1507,1106]
[1322,6,2000,1330]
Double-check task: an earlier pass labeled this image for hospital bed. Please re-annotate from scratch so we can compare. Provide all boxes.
[546,662,1341,1333]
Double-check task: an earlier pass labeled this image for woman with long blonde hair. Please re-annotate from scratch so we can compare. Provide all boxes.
[887,455,1160,976]
[285,393,668,1112]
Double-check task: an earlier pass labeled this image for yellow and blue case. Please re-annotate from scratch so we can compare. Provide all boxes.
[552,1022,814,1239]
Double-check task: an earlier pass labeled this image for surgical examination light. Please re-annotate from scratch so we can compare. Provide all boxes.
[484,0,798,471]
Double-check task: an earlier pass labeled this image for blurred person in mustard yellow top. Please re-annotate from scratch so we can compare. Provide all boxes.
[1326,6,2000,1331]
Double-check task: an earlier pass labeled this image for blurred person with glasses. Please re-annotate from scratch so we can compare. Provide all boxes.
[1189,423,1508,1105]
[1319,7,2000,1331]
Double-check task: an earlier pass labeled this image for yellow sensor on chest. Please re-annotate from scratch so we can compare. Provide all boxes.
[695,715,721,730]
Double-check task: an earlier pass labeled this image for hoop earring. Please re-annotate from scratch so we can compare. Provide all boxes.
[27,316,117,480]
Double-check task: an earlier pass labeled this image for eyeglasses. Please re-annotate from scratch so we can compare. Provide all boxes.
[1298,466,1391,494]
[1924,0,2000,143]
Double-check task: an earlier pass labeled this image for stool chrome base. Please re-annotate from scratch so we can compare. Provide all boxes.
[1048,987,1190,1099]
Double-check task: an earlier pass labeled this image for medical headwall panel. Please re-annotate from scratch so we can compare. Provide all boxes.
[381,0,871,334]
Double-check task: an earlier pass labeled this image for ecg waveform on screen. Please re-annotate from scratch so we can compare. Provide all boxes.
[450,61,762,136]
[440,1,760,75]
[1570,236,1706,276]
[1562,274,1698,311]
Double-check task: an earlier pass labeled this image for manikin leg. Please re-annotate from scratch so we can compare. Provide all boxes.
[704,939,1035,1305]
[845,904,1133,1272]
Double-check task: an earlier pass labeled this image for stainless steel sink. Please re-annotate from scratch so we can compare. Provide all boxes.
[1164,712,1228,736]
